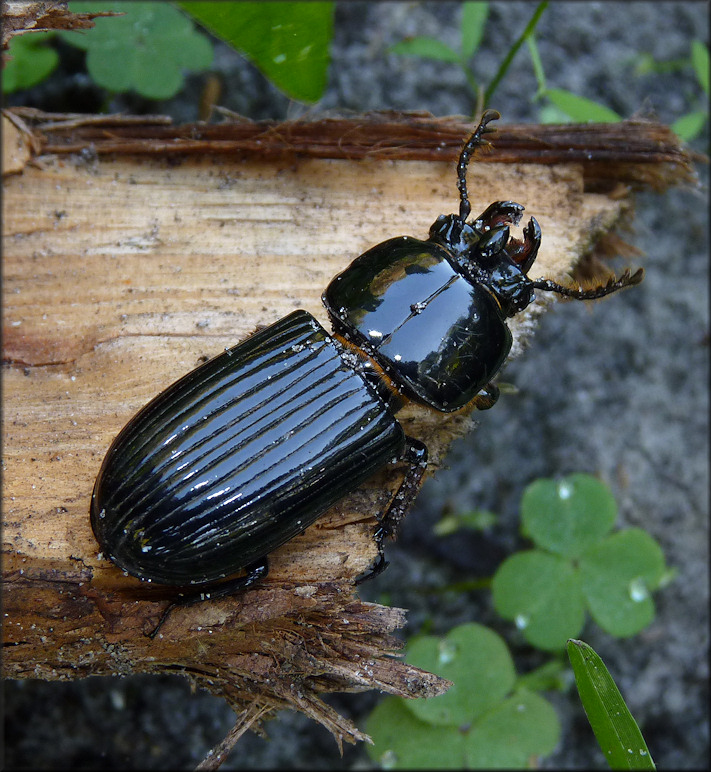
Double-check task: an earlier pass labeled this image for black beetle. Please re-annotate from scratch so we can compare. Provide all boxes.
[91,110,643,635]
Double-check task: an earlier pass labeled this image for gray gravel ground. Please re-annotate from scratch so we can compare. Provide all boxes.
[3,2,708,769]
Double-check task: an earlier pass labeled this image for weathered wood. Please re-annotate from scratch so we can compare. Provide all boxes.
[9,105,695,192]
[1,110,693,753]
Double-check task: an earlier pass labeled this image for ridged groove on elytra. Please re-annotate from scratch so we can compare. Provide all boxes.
[135,352,341,499]
[102,331,340,522]
[98,317,325,515]
[115,324,302,472]
[106,383,399,580]
[158,425,397,572]
[115,361,376,552]
[156,391,393,563]
[102,314,319,489]
[124,365,382,541]
[92,307,406,583]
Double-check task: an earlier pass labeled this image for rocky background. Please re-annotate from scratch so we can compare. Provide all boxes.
[4,2,708,769]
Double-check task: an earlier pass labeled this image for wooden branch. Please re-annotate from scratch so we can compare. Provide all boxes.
[1,110,694,756]
[6,106,696,191]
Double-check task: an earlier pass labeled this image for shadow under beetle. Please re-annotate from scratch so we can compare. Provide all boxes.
[91,110,643,636]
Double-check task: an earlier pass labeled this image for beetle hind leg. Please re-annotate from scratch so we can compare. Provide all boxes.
[145,557,269,639]
[357,436,428,584]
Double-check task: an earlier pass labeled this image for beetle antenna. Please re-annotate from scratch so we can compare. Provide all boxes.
[457,109,500,224]
[531,268,645,299]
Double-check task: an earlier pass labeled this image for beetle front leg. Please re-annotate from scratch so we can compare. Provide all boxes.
[357,436,428,583]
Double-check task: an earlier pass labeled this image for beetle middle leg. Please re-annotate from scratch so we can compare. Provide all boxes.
[146,557,269,639]
[357,436,428,583]
[470,381,500,411]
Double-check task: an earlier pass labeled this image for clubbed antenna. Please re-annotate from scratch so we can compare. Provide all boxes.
[457,109,500,224]
[531,268,645,299]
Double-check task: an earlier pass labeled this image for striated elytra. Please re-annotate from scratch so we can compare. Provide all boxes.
[92,310,405,586]
[91,111,643,635]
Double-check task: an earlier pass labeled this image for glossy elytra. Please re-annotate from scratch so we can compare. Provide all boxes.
[91,110,643,636]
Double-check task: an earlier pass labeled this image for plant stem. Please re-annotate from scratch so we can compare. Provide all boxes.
[484,1,548,106]
[462,65,484,116]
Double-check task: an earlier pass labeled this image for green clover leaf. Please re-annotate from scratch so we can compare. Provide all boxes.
[61,2,213,100]
[580,528,666,637]
[492,550,585,650]
[493,475,671,649]
[521,473,617,558]
[464,690,560,768]
[3,32,59,94]
[366,698,465,770]
[366,623,560,769]
[405,623,516,726]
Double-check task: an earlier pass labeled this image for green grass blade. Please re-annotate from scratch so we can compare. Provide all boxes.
[389,37,462,63]
[544,88,621,122]
[567,640,655,770]
[691,39,709,94]
[460,2,488,60]
[671,110,708,142]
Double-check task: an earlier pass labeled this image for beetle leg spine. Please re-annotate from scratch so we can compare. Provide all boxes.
[357,437,428,585]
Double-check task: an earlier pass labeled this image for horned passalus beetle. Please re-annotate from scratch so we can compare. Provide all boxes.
[91,110,643,636]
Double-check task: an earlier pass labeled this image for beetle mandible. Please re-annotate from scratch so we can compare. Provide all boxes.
[91,110,643,636]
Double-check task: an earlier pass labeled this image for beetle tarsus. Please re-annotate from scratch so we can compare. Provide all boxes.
[356,553,389,584]
[145,600,179,640]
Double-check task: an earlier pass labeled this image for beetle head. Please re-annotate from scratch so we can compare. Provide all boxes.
[429,206,542,317]
[435,110,644,313]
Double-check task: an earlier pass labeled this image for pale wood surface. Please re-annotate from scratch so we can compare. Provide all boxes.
[1,110,688,745]
[2,149,620,571]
